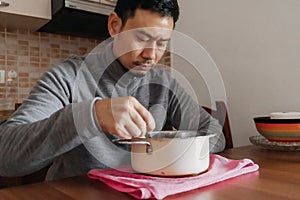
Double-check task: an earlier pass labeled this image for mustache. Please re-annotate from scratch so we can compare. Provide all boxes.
[132,61,154,67]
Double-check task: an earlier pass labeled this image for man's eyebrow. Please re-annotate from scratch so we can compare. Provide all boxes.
[136,30,171,42]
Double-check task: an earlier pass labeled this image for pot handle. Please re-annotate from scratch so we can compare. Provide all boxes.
[112,139,153,154]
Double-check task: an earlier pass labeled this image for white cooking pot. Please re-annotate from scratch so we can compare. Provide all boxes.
[114,131,212,176]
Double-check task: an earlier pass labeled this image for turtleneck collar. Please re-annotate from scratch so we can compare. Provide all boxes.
[101,40,147,87]
[83,38,151,90]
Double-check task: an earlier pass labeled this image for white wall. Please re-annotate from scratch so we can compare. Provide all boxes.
[172,0,300,147]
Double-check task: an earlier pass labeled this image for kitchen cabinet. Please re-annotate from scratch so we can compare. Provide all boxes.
[0,0,51,30]
[0,0,51,19]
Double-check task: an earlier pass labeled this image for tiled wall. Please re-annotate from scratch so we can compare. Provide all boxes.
[0,27,100,110]
[0,27,170,110]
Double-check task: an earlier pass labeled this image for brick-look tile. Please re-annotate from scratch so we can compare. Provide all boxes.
[18,40,29,46]
[0,28,101,110]
[0,58,5,63]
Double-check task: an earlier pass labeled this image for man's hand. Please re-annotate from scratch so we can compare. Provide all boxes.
[94,96,155,139]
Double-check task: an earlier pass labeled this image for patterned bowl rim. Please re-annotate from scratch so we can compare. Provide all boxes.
[254,116,300,124]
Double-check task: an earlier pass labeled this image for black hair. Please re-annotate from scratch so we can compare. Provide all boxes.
[114,0,179,28]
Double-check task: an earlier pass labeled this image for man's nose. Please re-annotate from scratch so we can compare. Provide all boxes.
[142,47,156,60]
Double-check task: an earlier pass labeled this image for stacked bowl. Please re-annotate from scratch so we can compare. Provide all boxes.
[253,112,300,142]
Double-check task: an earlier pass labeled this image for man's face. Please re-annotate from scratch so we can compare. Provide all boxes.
[111,9,174,74]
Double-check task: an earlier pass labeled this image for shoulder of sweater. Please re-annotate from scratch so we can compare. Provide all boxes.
[47,55,85,75]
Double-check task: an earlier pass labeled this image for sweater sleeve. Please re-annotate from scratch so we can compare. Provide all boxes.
[0,57,101,177]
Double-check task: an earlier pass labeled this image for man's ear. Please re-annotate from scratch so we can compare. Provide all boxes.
[107,12,122,37]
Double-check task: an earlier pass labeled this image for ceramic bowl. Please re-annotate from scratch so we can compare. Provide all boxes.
[253,117,300,142]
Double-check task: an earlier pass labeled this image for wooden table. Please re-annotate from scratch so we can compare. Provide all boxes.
[0,145,299,199]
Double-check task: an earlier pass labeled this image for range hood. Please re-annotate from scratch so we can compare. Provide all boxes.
[38,0,116,39]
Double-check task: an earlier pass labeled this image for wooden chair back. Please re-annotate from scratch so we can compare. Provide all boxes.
[202,101,233,149]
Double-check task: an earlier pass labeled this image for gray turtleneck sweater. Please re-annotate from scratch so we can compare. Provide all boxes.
[0,40,225,181]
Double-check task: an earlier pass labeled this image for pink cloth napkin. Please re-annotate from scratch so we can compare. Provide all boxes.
[88,154,259,199]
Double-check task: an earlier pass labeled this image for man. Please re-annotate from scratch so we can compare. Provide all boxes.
[0,0,225,181]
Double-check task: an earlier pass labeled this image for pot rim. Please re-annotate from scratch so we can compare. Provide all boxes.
[146,130,214,139]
